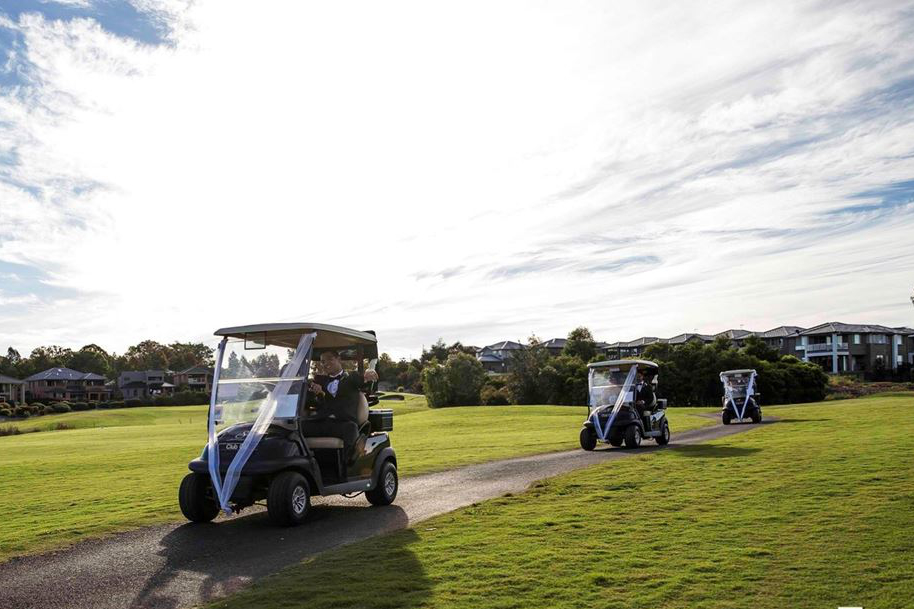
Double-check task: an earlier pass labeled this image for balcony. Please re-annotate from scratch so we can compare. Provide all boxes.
[806,343,848,353]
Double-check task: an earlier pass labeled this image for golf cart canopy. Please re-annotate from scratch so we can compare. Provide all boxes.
[720,369,755,378]
[215,322,378,360]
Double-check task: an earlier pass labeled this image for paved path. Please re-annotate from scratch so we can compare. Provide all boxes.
[0,419,772,609]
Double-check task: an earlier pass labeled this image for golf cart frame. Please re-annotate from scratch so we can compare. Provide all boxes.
[179,323,398,526]
[580,359,670,450]
[720,368,762,424]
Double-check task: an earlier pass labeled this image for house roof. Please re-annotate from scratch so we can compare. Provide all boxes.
[760,326,805,338]
[667,333,714,344]
[178,365,214,375]
[715,329,758,340]
[0,374,24,385]
[800,322,909,336]
[477,353,505,363]
[623,337,660,347]
[484,341,524,351]
[25,368,107,382]
[539,338,567,349]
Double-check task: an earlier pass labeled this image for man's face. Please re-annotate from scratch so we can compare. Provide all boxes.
[320,353,343,376]
[637,372,644,383]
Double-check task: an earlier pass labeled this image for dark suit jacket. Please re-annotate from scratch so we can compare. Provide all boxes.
[309,371,369,424]
[635,382,655,408]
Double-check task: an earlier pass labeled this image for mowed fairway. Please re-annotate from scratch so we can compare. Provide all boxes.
[210,393,914,609]
[0,397,712,562]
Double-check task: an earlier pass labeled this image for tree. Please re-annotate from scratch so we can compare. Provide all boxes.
[506,335,551,404]
[563,327,597,362]
[249,353,280,377]
[420,339,449,365]
[68,344,112,376]
[120,340,169,371]
[742,335,779,362]
[167,342,214,371]
[25,345,74,376]
[420,353,486,407]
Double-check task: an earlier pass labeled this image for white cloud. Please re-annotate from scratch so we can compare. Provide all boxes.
[0,0,913,359]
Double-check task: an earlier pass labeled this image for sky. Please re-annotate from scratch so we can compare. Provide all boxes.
[1,0,913,360]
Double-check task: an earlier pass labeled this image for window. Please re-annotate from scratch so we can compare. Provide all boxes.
[854,334,861,344]
[868,334,888,344]
[896,335,903,345]
[897,355,904,365]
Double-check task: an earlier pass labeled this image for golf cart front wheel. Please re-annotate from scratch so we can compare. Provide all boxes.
[751,411,762,424]
[624,425,642,448]
[367,461,398,506]
[655,421,670,445]
[579,427,597,451]
[179,473,220,523]
[267,471,311,526]
[722,411,732,425]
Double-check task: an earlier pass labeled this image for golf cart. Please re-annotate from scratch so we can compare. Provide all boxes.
[720,368,762,424]
[579,359,670,450]
[179,323,398,527]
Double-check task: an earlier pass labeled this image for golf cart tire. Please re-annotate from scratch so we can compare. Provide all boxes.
[179,473,220,523]
[751,411,762,424]
[722,411,732,425]
[367,460,398,506]
[655,421,670,445]
[267,471,311,526]
[579,427,597,451]
[624,425,642,448]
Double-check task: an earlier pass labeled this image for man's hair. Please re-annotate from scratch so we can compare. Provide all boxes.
[320,350,341,360]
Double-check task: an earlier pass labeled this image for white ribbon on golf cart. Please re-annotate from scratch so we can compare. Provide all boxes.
[589,365,638,441]
[207,332,316,515]
[722,371,756,421]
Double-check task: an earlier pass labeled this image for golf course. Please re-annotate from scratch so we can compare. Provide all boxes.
[0,395,717,561]
[206,393,914,609]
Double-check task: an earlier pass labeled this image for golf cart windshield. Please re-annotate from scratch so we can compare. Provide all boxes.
[721,372,751,399]
[212,332,315,431]
[589,366,637,409]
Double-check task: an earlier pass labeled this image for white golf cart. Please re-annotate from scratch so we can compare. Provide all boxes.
[579,359,670,450]
[720,368,762,424]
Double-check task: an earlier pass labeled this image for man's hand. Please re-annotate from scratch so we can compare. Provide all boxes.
[364,370,379,383]
[309,381,325,396]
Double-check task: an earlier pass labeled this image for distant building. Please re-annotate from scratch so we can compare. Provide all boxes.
[172,365,214,393]
[0,374,25,404]
[759,326,805,355]
[476,341,524,373]
[539,338,567,357]
[714,329,760,348]
[118,370,175,400]
[796,322,914,373]
[25,368,111,402]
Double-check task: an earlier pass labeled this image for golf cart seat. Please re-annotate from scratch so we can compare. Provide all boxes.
[303,394,370,450]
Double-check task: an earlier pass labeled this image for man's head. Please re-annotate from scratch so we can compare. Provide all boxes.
[319,350,343,376]
[637,371,645,383]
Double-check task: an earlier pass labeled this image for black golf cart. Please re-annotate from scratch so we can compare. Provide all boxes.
[179,323,398,526]
[579,359,670,450]
[720,368,762,424]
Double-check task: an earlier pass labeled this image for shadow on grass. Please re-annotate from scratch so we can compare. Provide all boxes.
[765,418,832,424]
[131,502,429,609]
[669,444,761,458]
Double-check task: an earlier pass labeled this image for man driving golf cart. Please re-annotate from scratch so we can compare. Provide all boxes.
[720,368,762,424]
[579,359,670,450]
[179,323,398,527]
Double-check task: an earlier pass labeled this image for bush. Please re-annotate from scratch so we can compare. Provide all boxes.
[71,402,93,411]
[124,398,143,408]
[51,402,71,413]
[30,402,44,409]
[0,402,9,410]
[109,400,126,408]
[0,408,12,418]
[13,406,31,418]
[421,353,487,407]
[480,384,511,405]
[0,425,23,436]
[43,405,55,415]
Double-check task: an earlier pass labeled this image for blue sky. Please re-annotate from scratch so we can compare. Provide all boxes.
[1,1,913,359]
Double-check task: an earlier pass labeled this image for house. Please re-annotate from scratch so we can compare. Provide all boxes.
[118,370,175,400]
[0,374,25,404]
[714,329,760,347]
[666,333,714,346]
[795,322,914,373]
[475,341,524,373]
[759,326,806,355]
[539,338,567,357]
[25,368,111,402]
[172,365,214,393]
[602,337,662,359]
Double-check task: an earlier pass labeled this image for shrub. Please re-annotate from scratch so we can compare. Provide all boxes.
[124,398,142,408]
[13,406,31,418]
[0,402,9,410]
[30,402,45,409]
[0,425,23,436]
[70,402,92,411]
[0,408,12,418]
[421,353,487,407]
[480,384,511,405]
[51,402,71,413]
[43,405,55,415]
[109,400,126,408]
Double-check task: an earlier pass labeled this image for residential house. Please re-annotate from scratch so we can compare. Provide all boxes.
[475,341,524,373]
[759,326,806,356]
[0,374,25,404]
[25,368,111,402]
[666,333,714,346]
[714,329,760,347]
[795,322,914,373]
[602,337,662,359]
[539,338,567,357]
[173,365,214,393]
[118,370,175,400]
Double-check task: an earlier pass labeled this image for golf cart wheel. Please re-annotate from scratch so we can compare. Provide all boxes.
[267,471,311,526]
[579,427,597,451]
[722,411,732,425]
[655,421,670,446]
[624,425,642,448]
[178,473,220,523]
[367,461,398,506]
[751,411,762,424]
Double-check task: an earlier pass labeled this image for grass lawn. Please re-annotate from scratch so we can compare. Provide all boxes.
[0,396,712,562]
[210,393,914,609]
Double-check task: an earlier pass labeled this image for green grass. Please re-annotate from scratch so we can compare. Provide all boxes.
[210,393,914,609]
[0,397,712,562]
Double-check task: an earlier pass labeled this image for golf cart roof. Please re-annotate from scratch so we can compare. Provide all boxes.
[214,323,377,351]
[721,369,756,376]
[588,359,659,371]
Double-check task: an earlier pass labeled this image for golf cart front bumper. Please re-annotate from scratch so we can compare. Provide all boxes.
[188,456,314,476]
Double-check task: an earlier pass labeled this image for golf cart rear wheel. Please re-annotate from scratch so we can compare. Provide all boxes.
[624,425,642,448]
[267,471,311,526]
[722,411,732,425]
[178,473,220,523]
[656,421,670,445]
[367,461,398,506]
[579,427,597,451]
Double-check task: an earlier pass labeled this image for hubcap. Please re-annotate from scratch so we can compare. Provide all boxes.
[384,470,396,496]
[291,485,307,515]
[634,428,641,444]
